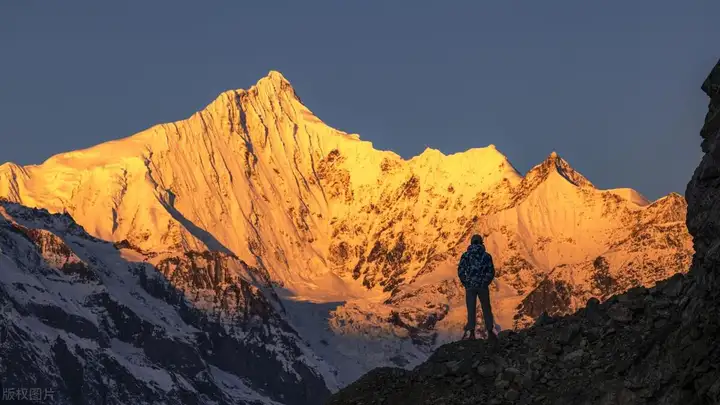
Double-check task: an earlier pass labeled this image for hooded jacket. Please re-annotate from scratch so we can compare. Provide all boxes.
[458,243,495,289]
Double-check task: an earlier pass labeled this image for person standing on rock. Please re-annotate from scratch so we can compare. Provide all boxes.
[458,234,497,341]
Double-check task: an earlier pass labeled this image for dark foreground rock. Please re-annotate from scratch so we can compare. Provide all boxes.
[326,60,720,405]
[329,275,717,405]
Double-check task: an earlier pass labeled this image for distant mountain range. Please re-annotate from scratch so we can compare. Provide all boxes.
[0,72,692,404]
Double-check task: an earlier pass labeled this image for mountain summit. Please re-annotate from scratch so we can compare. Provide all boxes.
[0,72,692,399]
[524,151,595,189]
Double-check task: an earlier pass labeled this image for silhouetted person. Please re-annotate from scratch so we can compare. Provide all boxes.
[458,234,497,341]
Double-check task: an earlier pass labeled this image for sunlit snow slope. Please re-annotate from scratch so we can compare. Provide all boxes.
[0,71,692,388]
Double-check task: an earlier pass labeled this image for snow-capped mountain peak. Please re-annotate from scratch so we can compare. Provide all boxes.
[516,151,594,194]
[546,152,594,188]
[0,71,692,400]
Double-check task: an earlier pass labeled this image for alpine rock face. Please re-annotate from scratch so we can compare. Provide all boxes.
[0,71,692,397]
[0,201,335,405]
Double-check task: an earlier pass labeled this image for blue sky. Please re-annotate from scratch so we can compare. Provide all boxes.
[1,1,718,200]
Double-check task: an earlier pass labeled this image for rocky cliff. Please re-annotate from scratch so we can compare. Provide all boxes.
[326,60,720,405]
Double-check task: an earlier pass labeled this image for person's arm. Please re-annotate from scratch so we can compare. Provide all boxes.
[458,254,468,286]
[489,254,495,280]
[484,253,495,286]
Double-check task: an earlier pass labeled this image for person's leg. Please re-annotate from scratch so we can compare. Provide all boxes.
[465,288,478,333]
[478,286,496,338]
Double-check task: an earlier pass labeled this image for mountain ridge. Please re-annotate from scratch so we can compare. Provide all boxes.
[0,72,669,201]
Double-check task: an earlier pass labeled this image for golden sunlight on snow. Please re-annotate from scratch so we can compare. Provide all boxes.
[0,71,692,384]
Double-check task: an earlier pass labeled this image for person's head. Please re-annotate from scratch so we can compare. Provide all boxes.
[470,234,484,245]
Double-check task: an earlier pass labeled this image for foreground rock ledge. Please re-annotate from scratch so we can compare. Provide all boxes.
[326,60,720,405]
